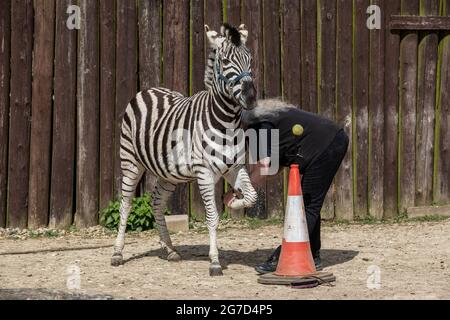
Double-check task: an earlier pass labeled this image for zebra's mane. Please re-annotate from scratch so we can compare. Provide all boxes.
[222,23,242,47]
[241,98,295,127]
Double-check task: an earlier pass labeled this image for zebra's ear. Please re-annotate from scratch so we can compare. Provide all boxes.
[205,25,225,49]
[238,24,248,45]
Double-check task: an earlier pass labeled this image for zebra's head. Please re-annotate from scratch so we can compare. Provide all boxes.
[205,23,257,111]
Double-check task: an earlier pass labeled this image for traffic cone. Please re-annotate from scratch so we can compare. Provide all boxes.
[274,164,316,276]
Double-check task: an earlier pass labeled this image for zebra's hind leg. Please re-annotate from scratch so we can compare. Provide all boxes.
[111,163,145,267]
[196,169,223,276]
[152,179,182,262]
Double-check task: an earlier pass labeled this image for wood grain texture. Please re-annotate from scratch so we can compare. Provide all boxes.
[353,0,370,219]
[138,0,161,196]
[318,0,337,220]
[0,0,11,228]
[435,0,450,204]
[264,0,284,219]
[335,0,354,221]
[399,0,419,214]
[415,0,439,207]
[390,15,450,30]
[191,0,205,95]
[28,0,56,228]
[282,0,301,106]
[226,0,241,25]
[76,0,100,228]
[300,0,317,113]
[99,0,116,212]
[7,0,33,228]
[383,0,401,218]
[50,0,77,229]
[368,0,385,219]
[163,0,190,216]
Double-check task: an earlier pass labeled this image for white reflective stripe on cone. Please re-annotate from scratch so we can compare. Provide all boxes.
[284,195,309,243]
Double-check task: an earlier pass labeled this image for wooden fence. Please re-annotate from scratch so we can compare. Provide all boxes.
[0,0,449,229]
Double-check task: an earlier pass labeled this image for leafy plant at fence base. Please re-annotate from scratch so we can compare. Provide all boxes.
[100,193,155,232]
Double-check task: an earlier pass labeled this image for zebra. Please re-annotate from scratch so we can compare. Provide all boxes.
[111,23,258,276]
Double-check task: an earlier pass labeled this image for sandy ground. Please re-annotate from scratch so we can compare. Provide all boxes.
[0,219,449,300]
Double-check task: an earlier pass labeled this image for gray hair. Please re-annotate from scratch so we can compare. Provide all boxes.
[241,98,297,127]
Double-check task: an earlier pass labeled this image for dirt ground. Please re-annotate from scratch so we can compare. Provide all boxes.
[1,219,449,300]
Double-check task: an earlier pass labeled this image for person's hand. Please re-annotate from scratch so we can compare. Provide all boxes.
[223,191,235,208]
[250,157,271,186]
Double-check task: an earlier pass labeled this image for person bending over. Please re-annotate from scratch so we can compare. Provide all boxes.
[224,99,349,273]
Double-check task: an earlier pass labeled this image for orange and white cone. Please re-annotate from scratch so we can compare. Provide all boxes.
[274,164,316,276]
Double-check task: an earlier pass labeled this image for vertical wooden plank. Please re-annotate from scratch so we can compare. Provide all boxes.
[335,0,354,221]
[191,0,205,96]
[264,0,284,219]
[242,0,263,99]
[0,0,11,228]
[368,0,385,220]
[415,0,439,207]
[383,0,401,219]
[76,0,100,228]
[318,0,337,220]
[399,0,419,214]
[281,0,300,218]
[28,0,56,228]
[163,0,190,215]
[138,0,161,196]
[115,0,138,197]
[50,0,77,229]
[190,0,207,221]
[301,0,317,113]
[205,0,222,29]
[99,0,116,211]
[353,0,370,219]
[7,0,33,228]
[435,0,450,204]
[282,0,301,106]
[242,0,266,219]
[226,0,241,25]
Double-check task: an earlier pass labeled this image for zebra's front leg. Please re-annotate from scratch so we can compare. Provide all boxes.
[224,166,257,210]
[197,171,223,276]
[111,163,144,266]
[152,179,181,262]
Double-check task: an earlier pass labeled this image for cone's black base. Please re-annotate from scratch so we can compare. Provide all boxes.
[257,272,336,288]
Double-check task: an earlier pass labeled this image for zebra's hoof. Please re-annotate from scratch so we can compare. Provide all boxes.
[167,251,182,262]
[111,254,124,267]
[209,263,223,277]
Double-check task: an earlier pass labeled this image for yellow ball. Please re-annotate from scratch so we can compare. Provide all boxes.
[292,124,304,136]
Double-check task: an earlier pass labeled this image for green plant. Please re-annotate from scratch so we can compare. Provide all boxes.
[100,193,155,232]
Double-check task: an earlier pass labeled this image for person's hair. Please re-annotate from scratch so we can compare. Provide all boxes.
[241,98,296,128]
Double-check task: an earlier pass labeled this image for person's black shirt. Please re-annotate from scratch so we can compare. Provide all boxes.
[242,102,341,170]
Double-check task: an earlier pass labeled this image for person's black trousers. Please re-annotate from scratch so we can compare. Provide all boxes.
[300,129,349,256]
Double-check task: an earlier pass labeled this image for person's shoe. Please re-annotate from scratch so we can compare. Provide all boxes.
[255,247,324,274]
[314,255,323,271]
[255,246,281,275]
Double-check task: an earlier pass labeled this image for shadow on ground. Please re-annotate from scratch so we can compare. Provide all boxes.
[0,289,115,300]
[124,246,359,270]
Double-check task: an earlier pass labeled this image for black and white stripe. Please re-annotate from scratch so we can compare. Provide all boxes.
[111,24,257,276]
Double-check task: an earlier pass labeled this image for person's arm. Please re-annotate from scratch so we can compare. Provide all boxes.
[249,121,275,185]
